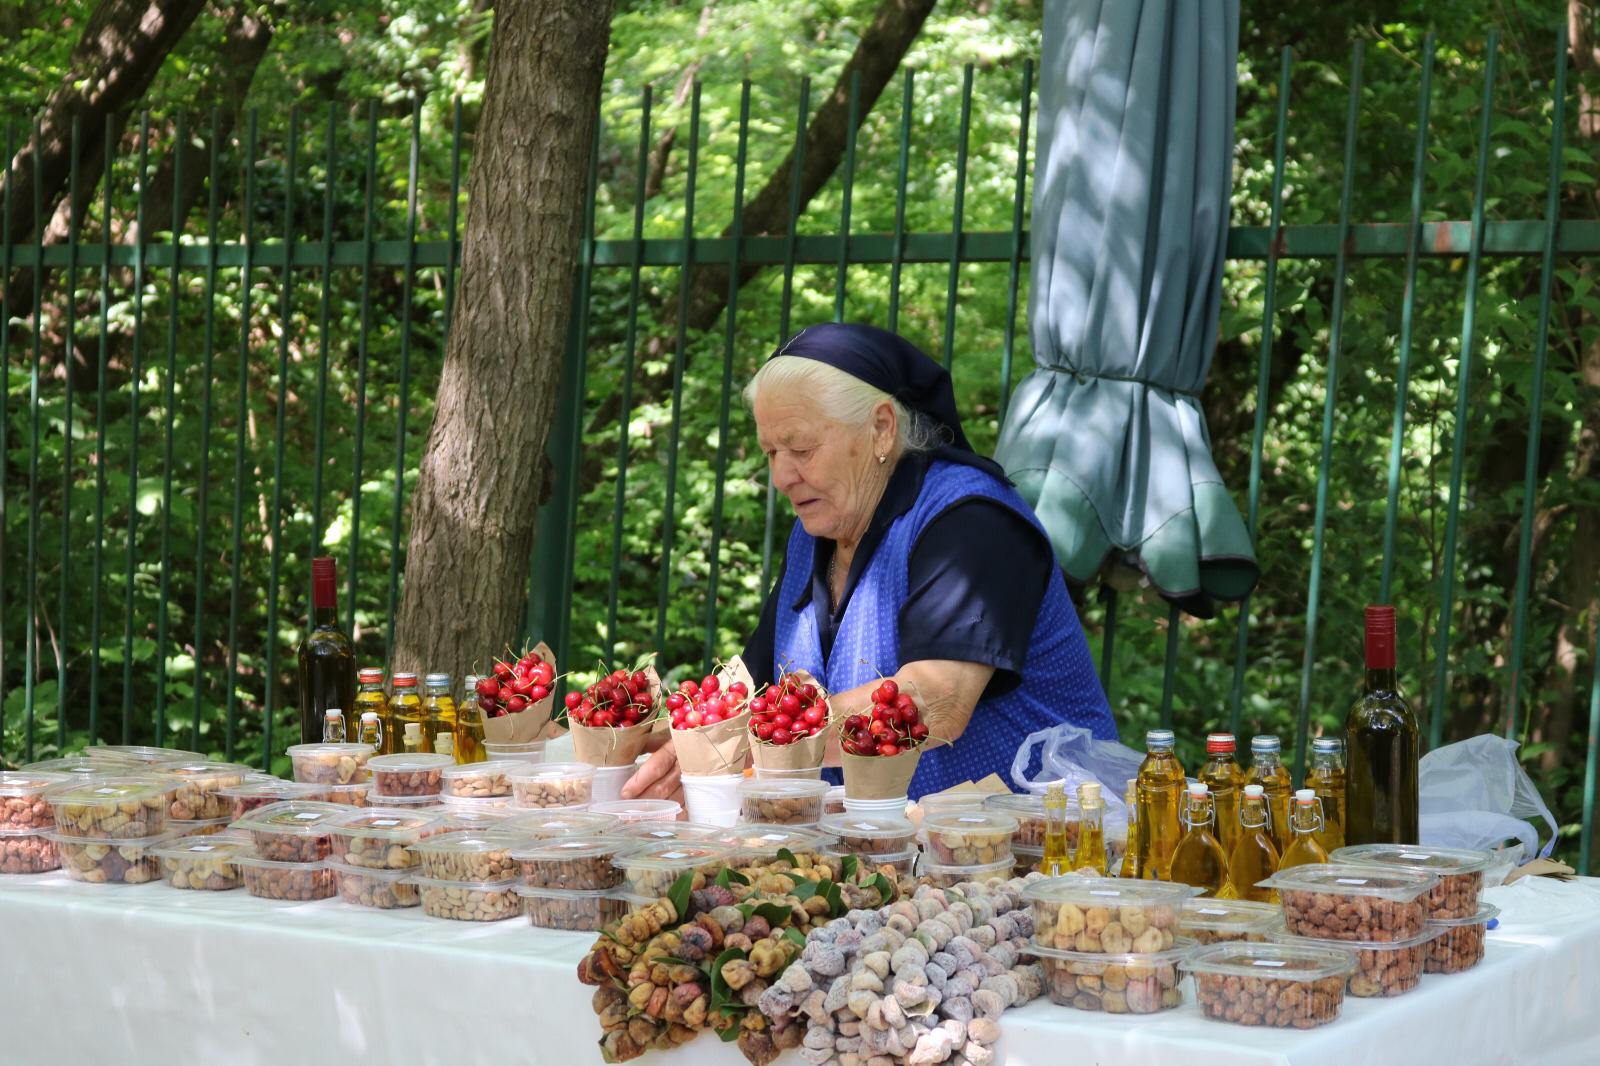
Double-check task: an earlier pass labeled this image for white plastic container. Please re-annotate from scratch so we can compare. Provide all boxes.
[507,762,596,809]
[367,753,453,798]
[517,884,627,931]
[484,740,548,762]
[589,764,638,805]
[680,772,742,827]
[738,778,829,825]
[842,795,908,818]
[440,761,531,800]
[590,798,683,825]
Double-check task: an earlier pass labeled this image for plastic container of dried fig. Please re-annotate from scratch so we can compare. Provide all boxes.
[152,833,249,890]
[367,753,452,798]
[923,810,1018,866]
[511,835,631,890]
[1183,941,1356,1028]
[1424,902,1498,974]
[232,800,345,862]
[738,778,830,825]
[46,776,177,839]
[407,830,520,882]
[501,809,621,839]
[51,829,175,883]
[1259,863,1438,943]
[151,760,256,820]
[1266,925,1439,997]
[818,812,917,854]
[328,807,447,870]
[611,820,723,844]
[1026,940,1192,1013]
[715,823,835,863]
[1181,898,1281,945]
[616,840,737,898]
[329,861,419,909]
[822,844,917,879]
[441,760,531,799]
[1330,843,1492,920]
[84,744,205,766]
[507,762,596,809]
[919,857,1015,888]
[413,874,522,921]
[0,828,59,873]
[0,771,70,832]
[985,791,1074,851]
[516,884,628,931]
[217,779,329,820]
[287,742,374,785]
[1024,877,1193,954]
[233,848,335,901]
[588,798,682,824]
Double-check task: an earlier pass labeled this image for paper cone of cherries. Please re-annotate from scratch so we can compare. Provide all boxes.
[666,656,755,775]
[564,659,663,767]
[839,677,931,799]
[473,642,559,744]
[747,670,832,775]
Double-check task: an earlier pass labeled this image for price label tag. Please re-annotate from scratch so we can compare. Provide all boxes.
[661,850,690,860]
[93,787,121,795]
[189,845,217,853]
[1252,960,1288,969]
[294,812,324,821]
[1398,852,1432,860]
[1089,890,1121,897]
[371,819,401,828]
[760,833,789,843]
[1197,907,1229,916]
[1335,877,1369,886]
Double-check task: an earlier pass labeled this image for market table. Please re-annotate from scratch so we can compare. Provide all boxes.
[2,872,1596,1066]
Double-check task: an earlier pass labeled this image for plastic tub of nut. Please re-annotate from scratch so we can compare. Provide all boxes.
[150,760,256,820]
[217,779,329,820]
[51,829,175,883]
[918,857,1015,888]
[738,778,830,825]
[1425,902,1499,974]
[0,829,59,873]
[413,874,522,921]
[823,786,846,817]
[152,833,249,890]
[441,760,531,800]
[46,776,177,839]
[0,771,70,832]
[1026,940,1192,1013]
[329,861,420,909]
[817,812,917,855]
[985,791,1074,852]
[170,816,234,838]
[1180,898,1280,945]
[19,756,114,780]
[1330,843,1493,920]
[610,820,723,844]
[507,762,596,809]
[1258,863,1439,943]
[1183,941,1356,1028]
[287,742,375,785]
[367,753,453,798]
[328,808,448,870]
[516,884,629,931]
[588,798,682,825]
[321,782,372,807]
[923,810,1018,866]
[1266,925,1440,997]
[407,830,520,882]
[511,835,632,889]
[232,800,345,862]
[1024,877,1192,954]
[616,840,737,897]
[715,823,835,864]
[233,847,335,901]
[84,744,206,766]
[501,810,621,839]
[821,845,917,879]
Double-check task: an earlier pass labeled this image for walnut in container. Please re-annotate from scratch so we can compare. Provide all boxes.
[1183,942,1355,1028]
[46,777,176,839]
[512,835,631,889]
[152,760,256,820]
[232,800,345,862]
[287,742,375,786]
[407,830,520,882]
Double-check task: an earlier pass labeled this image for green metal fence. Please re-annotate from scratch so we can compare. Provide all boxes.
[2,33,1597,866]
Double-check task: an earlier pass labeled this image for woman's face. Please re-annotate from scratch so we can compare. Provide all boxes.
[753,391,892,545]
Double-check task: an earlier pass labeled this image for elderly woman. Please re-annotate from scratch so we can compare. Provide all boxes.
[625,323,1115,800]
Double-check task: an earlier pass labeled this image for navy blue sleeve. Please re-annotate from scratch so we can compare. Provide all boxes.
[742,553,783,689]
[898,499,1052,699]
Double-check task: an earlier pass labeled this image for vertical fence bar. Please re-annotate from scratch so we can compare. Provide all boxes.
[384,98,422,663]
[263,107,299,767]
[1228,48,1293,738]
[1159,604,1181,729]
[1582,620,1600,876]
[445,97,463,334]
[998,60,1033,424]
[58,116,82,750]
[192,107,222,749]
[90,117,113,743]
[311,105,336,556]
[832,70,860,322]
[1100,587,1119,704]
[887,70,913,334]
[1294,42,1363,783]
[0,122,11,755]
[603,86,653,666]
[347,103,378,637]
[942,64,975,371]
[1378,38,1435,603]
[1428,34,1498,751]
[1506,26,1568,738]
[121,112,151,741]
[225,110,258,760]
[25,117,44,758]
[703,81,752,673]
[655,83,701,655]
[154,113,186,742]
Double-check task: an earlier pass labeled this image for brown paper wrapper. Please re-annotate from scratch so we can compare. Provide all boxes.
[670,657,755,775]
[907,774,1010,827]
[749,668,831,773]
[841,746,922,800]
[481,642,558,746]
[570,664,664,767]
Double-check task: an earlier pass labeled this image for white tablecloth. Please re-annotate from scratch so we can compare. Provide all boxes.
[2,872,1596,1066]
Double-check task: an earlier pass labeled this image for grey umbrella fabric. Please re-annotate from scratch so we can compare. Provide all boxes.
[996,0,1257,617]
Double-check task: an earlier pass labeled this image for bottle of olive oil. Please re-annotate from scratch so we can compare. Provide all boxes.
[1248,735,1293,857]
[355,668,392,753]
[1200,733,1245,861]
[1280,789,1331,870]
[1170,783,1230,898]
[1226,784,1281,903]
[1137,728,1186,881]
[1073,782,1108,875]
[392,673,429,752]
[1038,781,1071,876]
[1306,737,1347,852]
[1119,778,1144,880]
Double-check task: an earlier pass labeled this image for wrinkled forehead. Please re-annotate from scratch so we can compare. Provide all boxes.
[753,391,834,447]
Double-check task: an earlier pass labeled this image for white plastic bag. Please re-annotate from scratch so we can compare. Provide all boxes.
[1418,734,1556,858]
[1010,722,1145,832]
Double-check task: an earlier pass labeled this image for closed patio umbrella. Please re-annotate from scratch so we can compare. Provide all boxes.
[996,0,1257,617]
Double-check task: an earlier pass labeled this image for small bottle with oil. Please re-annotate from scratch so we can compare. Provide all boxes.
[1249,735,1293,857]
[455,674,488,764]
[391,673,430,752]
[322,707,347,744]
[1200,733,1245,862]
[1137,728,1186,880]
[355,668,392,753]
[1073,782,1108,875]
[1306,737,1347,852]
[1038,781,1072,876]
[1226,784,1281,903]
[401,721,425,754]
[424,673,458,755]
[1279,789,1331,870]
[1170,783,1230,897]
[357,710,384,750]
[1119,778,1144,879]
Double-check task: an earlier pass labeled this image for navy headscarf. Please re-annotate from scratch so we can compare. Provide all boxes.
[773,323,1010,483]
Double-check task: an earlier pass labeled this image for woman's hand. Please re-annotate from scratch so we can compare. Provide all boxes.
[621,738,684,806]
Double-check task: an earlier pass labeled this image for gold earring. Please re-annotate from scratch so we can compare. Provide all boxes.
[877,454,887,464]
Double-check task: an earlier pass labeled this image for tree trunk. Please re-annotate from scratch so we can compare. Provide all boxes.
[390,0,615,680]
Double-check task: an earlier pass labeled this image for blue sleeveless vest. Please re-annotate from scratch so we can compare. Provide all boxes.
[772,459,1117,797]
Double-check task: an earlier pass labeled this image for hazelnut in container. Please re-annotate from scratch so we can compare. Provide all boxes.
[321,782,372,807]
[616,840,737,898]
[0,829,59,874]
[1330,843,1492,920]
[51,830,174,883]
[1179,897,1279,945]
[1183,941,1356,1028]
[151,759,255,820]
[516,884,628,931]
[923,810,1017,866]
[1,770,70,832]
[287,742,374,785]
[1023,877,1191,954]
[738,778,829,825]
[152,834,250,891]
[328,808,447,870]
[1267,925,1440,997]
[233,847,336,901]
[507,762,596,810]
[46,776,176,839]
[1425,902,1499,974]
[232,800,345,862]
[511,835,630,890]
[367,752,452,798]
[1258,862,1437,943]
[1025,940,1192,1014]
[217,779,328,820]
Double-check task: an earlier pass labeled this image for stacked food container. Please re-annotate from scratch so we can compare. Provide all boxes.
[230,801,342,901]
[327,808,449,909]
[407,830,523,921]
[367,753,453,808]
[286,742,375,809]
[1024,878,1195,1015]
[151,759,258,836]
[817,812,918,878]
[512,835,633,930]
[0,770,68,874]
[46,776,177,884]
[920,810,1017,887]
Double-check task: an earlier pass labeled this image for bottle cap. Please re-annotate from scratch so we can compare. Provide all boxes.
[425,673,451,687]
[1251,735,1280,753]
[1243,784,1265,798]
[393,673,418,688]
[1365,605,1397,633]
[404,723,422,738]
[358,667,385,683]
[325,707,342,717]
[311,556,337,608]
[1295,789,1317,803]
[1312,737,1343,753]
[1205,733,1236,754]
[361,711,379,722]
[1077,782,1101,805]
[1146,728,1175,750]
[464,675,482,688]
[1188,782,1210,798]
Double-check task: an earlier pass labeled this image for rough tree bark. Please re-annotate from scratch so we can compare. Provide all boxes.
[390,0,615,680]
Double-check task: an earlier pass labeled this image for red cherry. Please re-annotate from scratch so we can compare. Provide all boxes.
[802,705,826,727]
[772,727,793,745]
[533,662,555,686]
[910,723,929,741]
[564,691,582,710]
[754,721,775,741]
[749,697,768,715]
[877,742,901,757]
[877,679,899,701]
[493,661,513,681]
[507,695,530,714]
[845,715,867,732]
[779,693,801,715]
[529,685,549,702]
[703,710,724,726]
[475,677,499,699]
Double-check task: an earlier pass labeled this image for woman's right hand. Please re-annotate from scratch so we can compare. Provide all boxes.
[621,741,684,807]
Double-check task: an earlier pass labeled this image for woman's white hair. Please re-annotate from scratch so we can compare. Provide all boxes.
[743,356,942,455]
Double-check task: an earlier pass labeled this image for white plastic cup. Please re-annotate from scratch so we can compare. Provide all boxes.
[590,764,637,804]
[680,772,744,827]
[843,795,911,818]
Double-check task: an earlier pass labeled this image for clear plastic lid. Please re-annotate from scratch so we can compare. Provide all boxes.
[229,846,329,871]
[610,821,723,843]
[286,742,377,759]
[232,801,346,835]
[616,840,736,872]
[501,810,621,838]
[1181,941,1358,982]
[47,827,178,847]
[1257,862,1440,901]
[1330,843,1494,877]
[1181,897,1280,934]
[738,778,831,800]
[589,799,683,822]
[84,744,206,764]
[1265,924,1443,952]
[924,810,1020,837]
[326,859,412,883]
[151,834,251,862]
[983,792,1063,820]
[19,756,108,778]
[45,776,176,807]
[429,804,516,831]
[440,761,533,780]
[328,808,446,841]
[1425,901,1500,928]
[917,857,1015,878]
[715,824,835,854]
[409,873,519,891]
[215,780,327,802]
[917,793,988,814]
[368,753,455,773]
[152,760,256,783]
[510,835,636,862]
[505,762,596,783]
[818,812,917,840]
[1026,938,1196,967]
[0,770,70,797]
[407,830,522,856]
[1021,876,1197,907]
